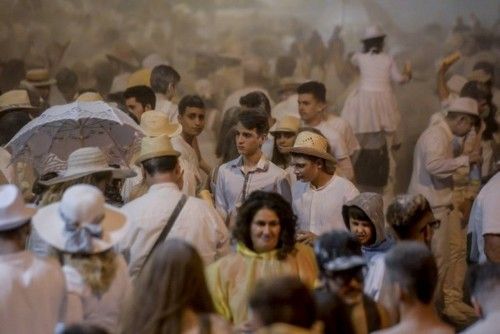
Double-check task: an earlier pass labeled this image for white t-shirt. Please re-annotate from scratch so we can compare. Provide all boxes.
[293,174,359,235]
[0,251,66,334]
[468,172,500,263]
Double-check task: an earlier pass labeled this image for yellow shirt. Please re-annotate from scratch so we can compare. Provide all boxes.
[206,242,318,325]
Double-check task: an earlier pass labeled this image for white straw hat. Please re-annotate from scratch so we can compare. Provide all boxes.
[32,184,128,254]
[40,147,135,186]
[0,185,36,231]
[361,25,386,41]
[0,89,38,113]
[447,97,479,117]
[270,115,301,134]
[288,131,335,162]
[140,110,182,137]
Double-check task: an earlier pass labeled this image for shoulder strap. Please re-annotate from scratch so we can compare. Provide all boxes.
[138,194,188,276]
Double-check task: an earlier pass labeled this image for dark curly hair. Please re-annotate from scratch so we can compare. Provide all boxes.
[233,191,296,260]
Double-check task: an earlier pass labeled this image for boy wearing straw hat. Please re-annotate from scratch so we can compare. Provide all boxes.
[0,185,65,334]
[120,134,230,278]
[290,131,359,245]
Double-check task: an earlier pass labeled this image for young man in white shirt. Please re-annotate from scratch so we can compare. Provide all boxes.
[297,81,357,181]
[214,108,291,225]
[408,97,481,322]
[120,135,230,279]
[150,65,180,122]
[172,95,211,189]
[290,131,359,244]
[0,185,65,334]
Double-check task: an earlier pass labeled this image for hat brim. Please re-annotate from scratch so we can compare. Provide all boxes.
[361,34,386,41]
[21,79,56,87]
[135,149,181,166]
[142,123,182,138]
[270,127,298,135]
[0,104,38,113]
[324,255,366,273]
[32,202,128,254]
[0,205,36,232]
[287,147,336,162]
[39,167,136,186]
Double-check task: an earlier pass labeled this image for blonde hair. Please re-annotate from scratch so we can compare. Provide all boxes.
[63,250,118,296]
[39,172,112,206]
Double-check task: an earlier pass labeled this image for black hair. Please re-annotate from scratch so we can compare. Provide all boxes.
[123,85,156,109]
[215,106,241,162]
[297,81,326,103]
[0,110,32,145]
[250,276,316,329]
[150,65,180,94]
[178,95,205,116]
[55,67,78,92]
[385,242,437,304]
[142,156,178,176]
[237,108,269,135]
[460,81,490,101]
[386,195,432,240]
[362,36,385,54]
[239,91,271,115]
[61,324,109,334]
[233,191,296,260]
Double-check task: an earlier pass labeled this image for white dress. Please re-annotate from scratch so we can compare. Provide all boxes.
[341,52,408,134]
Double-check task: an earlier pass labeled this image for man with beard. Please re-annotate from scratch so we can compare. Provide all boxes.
[314,230,390,334]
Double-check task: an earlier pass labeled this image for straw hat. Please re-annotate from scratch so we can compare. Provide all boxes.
[140,110,182,137]
[447,97,478,117]
[0,89,38,113]
[135,134,180,165]
[40,147,135,186]
[361,25,386,41]
[32,184,128,254]
[0,185,36,231]
[270,115,300,134]
[288,131,335,162]
[127,68,152,88]
[21,68,56,87]
[75,92,104,102]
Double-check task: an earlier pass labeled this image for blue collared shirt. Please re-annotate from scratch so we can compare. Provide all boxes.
[214,155,291,220]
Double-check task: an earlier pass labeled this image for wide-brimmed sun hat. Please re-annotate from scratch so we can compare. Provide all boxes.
[0,185,36,231]
[32,184,128,254]
[0,89,38,113]
[21,68,56,87]
[361,25,386,41]
[270,115,301,134]
[135,134,180,165]
[288,131,335,162]
[140,110,182,137]
[40,147,135,186]
[447,97,478,117]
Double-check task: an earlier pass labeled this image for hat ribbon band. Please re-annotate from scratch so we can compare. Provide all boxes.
[60,208,104,253]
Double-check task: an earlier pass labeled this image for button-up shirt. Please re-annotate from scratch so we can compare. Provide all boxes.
[214,155,291,220]
[408,121,469,208]
[293,174,359,235]
[119,183,230,278]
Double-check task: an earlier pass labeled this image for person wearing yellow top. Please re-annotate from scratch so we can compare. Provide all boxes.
[206,191,318,331]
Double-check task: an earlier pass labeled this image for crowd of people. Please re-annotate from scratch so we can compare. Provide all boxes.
[0,4,500,333]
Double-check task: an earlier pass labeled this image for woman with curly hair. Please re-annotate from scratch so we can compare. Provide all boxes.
[121,239,231,334]
[206,191,318,331]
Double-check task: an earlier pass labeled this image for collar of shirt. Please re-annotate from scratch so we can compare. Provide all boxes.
[148,182,180,193]
[309,174,335,191]
[437,120,454,141]
[236,242,278,260]
[230,154,270,174]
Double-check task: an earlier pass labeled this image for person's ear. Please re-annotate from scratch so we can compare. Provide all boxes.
[145,103,152,111]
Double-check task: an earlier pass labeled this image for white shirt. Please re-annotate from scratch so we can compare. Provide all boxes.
[316,114,360,157]
[352,52,407,92]
[120,183,230,278]
[155,93,179,123]
[408,121,469,208]
[468,172,500,263]
[63,253,132,333]
[293,174,359,235]
[214,155,291,221]
[462,310,500,334]
[172,135,199,168]
[0,251,65,334]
